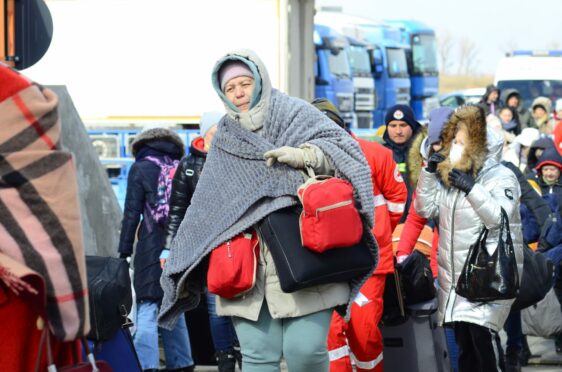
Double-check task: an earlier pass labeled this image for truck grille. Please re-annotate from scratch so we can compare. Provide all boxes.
[396,87,411,105]
[356,112,373,129]
[337,93,354,113]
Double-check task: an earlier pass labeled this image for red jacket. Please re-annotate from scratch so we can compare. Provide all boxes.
[396,192,439,277]
[357,138,407,275]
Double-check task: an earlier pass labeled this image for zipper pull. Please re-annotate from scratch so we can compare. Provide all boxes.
[227,240,231,258]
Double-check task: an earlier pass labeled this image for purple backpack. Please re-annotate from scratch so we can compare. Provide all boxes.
[143,156,179,226]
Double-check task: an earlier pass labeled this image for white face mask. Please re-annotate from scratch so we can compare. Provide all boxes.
[449,143,464,164]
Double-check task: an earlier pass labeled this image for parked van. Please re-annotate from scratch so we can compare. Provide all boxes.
[494,50,562,109]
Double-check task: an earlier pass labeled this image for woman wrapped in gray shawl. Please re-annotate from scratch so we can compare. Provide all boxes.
[158,50,378,336]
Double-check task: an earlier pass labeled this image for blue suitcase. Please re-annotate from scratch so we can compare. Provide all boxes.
[88,326,142,372]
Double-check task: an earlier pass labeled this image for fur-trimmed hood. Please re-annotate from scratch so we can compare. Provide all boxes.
[531,96,552,113]
[437,105,502,187]
[407,126,428,187]
[131,127,185,157]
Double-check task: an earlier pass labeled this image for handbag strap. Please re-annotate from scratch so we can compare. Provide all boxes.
[41,325,101,372]
[304,163,316,179]
[500,207,511,235]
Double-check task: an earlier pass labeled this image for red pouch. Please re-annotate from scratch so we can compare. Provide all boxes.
[297,175,363,253]
[207,230,259,299]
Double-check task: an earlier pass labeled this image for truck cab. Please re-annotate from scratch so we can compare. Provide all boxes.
[386,20,439,120]
[314,11,410,128]
[314,24,354,127]
[346,36,376,128]
[495,50,562,110]
[359,22,411,127]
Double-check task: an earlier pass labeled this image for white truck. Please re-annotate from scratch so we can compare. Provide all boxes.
[494,50,562,109]
[24,0,316,124]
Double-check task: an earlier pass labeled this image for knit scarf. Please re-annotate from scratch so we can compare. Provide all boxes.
[159,90,377,328]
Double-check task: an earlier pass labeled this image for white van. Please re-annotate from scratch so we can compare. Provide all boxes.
[494,51,562,109]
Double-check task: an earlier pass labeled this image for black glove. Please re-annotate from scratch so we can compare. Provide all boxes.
[426,152,446,173]
[119,252,130,260]
[448,169,475,195]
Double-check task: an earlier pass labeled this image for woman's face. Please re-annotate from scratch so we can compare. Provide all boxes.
[533,107,547,120]
[499,109,513,123]
[431,142,442,153]
[223,76,255,112]
[449,125,468,166]
[454,126,469,147]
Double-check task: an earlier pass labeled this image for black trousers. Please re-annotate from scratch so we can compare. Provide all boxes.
[454,321,505,372]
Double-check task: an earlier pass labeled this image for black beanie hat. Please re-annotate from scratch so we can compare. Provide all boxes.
[384,104,420,132]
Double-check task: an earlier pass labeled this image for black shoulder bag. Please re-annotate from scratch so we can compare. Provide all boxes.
[456,208,519,302]
[86,255,132,341]
[257,206,376,293]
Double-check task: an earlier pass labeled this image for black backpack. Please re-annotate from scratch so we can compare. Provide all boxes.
[86,255,132,341]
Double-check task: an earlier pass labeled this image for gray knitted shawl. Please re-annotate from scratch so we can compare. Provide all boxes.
[159,89,377,328]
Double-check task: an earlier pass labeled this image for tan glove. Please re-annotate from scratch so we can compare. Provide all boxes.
[264,146,306,169]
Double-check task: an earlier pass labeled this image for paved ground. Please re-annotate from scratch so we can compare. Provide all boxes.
[522,336,562,371]
[192,335,562,371]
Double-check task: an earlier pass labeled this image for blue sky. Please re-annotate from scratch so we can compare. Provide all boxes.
[317,0,562,75]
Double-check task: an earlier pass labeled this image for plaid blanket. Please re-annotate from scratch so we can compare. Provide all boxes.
[0,64,89,341]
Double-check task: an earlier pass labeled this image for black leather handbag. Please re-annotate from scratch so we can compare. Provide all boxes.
[456,208,519,302]
[257,206,376,293]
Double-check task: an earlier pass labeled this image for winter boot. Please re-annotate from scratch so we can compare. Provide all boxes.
[504,346,522,372]
[216,350,237,372]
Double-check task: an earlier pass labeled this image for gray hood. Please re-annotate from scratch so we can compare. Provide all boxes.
[211,49,272,132]
[483,123,505,168]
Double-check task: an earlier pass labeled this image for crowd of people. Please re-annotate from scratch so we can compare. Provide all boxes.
[116,52,562,372]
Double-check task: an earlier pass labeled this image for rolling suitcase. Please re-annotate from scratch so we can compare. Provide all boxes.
[381,299,451,372]
[88,324,142,372]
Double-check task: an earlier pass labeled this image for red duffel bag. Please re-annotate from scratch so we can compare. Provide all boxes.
[297,174,363,253]
[207,230,260,299]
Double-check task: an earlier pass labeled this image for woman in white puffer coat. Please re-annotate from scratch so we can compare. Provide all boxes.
[415,105,524,372]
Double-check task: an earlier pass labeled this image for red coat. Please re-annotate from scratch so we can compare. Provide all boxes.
[356,138,407,275]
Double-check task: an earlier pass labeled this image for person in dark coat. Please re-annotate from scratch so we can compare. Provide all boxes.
[527,137,555,176]
[382,104,421,222]
[118,127,194,372]
[501,160,552,370]
[503,89,535,130]
[531,147,562,353]
[163,112,242,372]
[478,84,502,116]
[533,148,562,212]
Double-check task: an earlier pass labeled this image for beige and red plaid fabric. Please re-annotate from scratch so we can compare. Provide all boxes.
[0,64,89,341]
